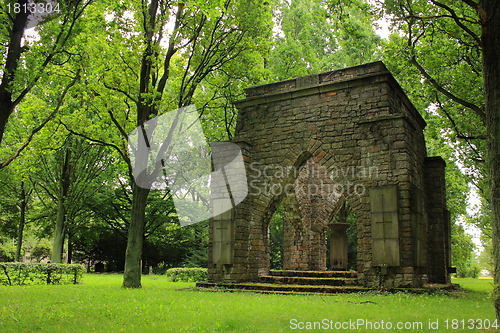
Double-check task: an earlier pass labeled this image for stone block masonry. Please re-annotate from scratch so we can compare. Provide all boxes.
[207,61,451,288]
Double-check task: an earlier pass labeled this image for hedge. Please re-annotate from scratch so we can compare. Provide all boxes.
[0,262,85,286]
[165,267,207,282]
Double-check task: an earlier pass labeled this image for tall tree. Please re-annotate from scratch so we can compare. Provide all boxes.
[481,1,500,319]
[378,0,500,320]
[14,181,31,261]
[0,167,29,259]
[32,135,112,263]
[62,0,272,287]
[0,161,35,262]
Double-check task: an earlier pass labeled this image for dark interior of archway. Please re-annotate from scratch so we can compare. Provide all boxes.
[269,202,284,270]
[326,202,358,271]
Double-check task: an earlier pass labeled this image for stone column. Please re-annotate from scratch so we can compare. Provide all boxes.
[425,156,450,284]
[283,194,309,270]
[208,141,253,282]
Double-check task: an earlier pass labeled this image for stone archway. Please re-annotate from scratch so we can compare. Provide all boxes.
[208,62,452,288]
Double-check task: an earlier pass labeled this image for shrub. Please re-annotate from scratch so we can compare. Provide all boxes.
[456,263,481,278]
[0,244,15,262]
[0,262,85,286]
[31,239,52,262]
[152,262,169,275]
[165,267,207,282]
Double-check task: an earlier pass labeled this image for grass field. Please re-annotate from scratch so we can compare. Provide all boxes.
[0,274,497,332]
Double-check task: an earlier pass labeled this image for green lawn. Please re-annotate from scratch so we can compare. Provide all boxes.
[0,274,497,332]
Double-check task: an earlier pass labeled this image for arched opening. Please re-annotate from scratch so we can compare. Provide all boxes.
[259,151,312,276]
[260,182,305,275]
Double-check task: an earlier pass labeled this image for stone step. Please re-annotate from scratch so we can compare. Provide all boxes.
[260,275,358,286]
[195,282,454,295]
[269,270,358,278]
[196,282,369,294]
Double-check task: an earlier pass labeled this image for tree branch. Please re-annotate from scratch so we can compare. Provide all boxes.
[12,0,93,107]
[435,95,485,162]
[35,181,58,202]
[461,0,487,24]
[403,14,479,25]
[116,176,133,205]
[411,56,486,122]
[0,71,81,169]
[107,109,129,140]
[59,122,133,183]
[156,3,183,95]
[85,201,128,238]
[430,0,482,46]
[103,81,138,104]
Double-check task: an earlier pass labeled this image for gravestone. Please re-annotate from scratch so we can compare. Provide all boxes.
[328,222,350,270]
[370,186,400,266]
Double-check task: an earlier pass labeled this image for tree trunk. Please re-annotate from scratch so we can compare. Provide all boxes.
[481,0,500,322]
[15,181,27,262]
[52,195,66,263]
[52,148,71,263]
[0,0,29,145]
[67,231,73,264]
[121,0,157,289]
[0,99,13,147]
[122,184,150,288]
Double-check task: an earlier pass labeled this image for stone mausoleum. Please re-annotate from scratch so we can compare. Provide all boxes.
[207,61,452,288]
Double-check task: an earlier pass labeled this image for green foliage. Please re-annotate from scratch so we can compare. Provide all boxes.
[381,0,483,212]
[268,0,382,81]
[478,238,494,274]
[456,264,481,279]
[165,267,207,282]
[468,200,493,241]
[0,262,84,285]
[143,220,205,271]
[182,220,209,268]
[269,203,284,270]
[69,188,207,272]
[0,168,23,239]
[152,261,169,275]
[30,239,52,262]
[345,206,358,271]
[0,242,15,262]
[48,0,275,287]
[452,223,479,278]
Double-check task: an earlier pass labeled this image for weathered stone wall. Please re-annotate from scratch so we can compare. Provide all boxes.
[425,156,451,284]
[207,61,449,288]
